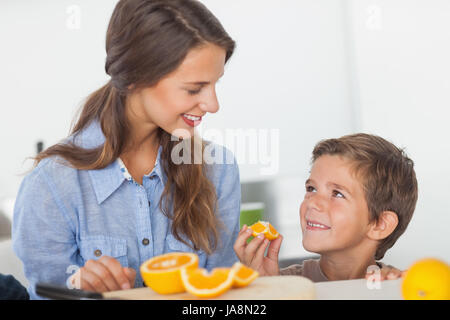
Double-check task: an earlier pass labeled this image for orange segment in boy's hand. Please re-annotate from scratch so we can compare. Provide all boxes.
[181,266,238,298]
[232,262,259,288]
[248,221,279,240]
[140,252,198,294]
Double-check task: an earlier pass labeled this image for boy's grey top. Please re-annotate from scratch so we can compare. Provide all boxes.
[280,259,387,282]
[280,259,329,282]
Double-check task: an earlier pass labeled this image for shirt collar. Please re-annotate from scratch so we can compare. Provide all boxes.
[88,160,125,205]
[74,120,165,204]
[117,146,165,184]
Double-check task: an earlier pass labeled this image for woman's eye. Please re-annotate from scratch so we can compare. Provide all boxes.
[306,185,316,193]
[187,88,201,95]
[332,190,345,198]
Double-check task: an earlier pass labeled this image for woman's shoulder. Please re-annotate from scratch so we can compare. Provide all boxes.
[30,155,77,179]
[25,120,104,184]
[19,156,81,200]
[14,157,82,226]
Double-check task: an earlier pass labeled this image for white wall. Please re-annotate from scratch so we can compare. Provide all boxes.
[347,0,450,268]
[0,0,114,198]
[0,0,353,199]
[200,0,353,181]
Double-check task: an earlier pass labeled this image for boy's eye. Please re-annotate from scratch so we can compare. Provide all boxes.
[306,185,316,193]
[332,190,345,198]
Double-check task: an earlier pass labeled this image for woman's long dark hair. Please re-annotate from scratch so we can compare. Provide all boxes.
[34,0,235,254]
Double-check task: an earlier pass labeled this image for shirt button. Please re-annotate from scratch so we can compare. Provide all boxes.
[94,249,102,257]
[142,238,150,246]
[150,175,157,180]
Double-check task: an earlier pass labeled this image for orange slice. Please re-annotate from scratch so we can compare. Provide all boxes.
[181,265,239,298]
[140,252,198,294]
[249,220,279,240]
[232,262,259,288]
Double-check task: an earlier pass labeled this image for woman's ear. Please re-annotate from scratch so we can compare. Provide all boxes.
[368,211,399,241]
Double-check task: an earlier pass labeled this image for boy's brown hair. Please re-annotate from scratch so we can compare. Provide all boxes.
[312,133,418,260]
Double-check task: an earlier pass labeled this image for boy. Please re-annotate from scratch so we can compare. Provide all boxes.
[234,133,418,282]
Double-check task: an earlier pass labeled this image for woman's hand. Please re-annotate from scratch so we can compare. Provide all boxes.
[233,225,283,276]
[72,256,136,292]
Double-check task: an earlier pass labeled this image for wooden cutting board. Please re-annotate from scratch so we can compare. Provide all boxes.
[103,276,315,300]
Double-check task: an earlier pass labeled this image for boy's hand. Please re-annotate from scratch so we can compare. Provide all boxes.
[365,264,406,281]
[233,225,283,276]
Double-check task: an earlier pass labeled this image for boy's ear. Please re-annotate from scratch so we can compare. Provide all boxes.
[367,211,399,241]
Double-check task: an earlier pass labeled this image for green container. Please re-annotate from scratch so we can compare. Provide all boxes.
[239,202,265,229]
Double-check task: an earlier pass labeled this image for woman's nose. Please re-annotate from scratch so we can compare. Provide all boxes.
[199,88,220,113]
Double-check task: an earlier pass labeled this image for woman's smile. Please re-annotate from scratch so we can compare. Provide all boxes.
[181,113,203,127]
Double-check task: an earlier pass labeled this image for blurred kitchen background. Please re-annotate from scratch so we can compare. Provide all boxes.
[0,0,449,286]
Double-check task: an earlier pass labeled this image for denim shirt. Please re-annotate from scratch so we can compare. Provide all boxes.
[12,121,241,299]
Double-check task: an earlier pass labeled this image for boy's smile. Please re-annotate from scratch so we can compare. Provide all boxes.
[305,220,331,230]
[300,155,372,255]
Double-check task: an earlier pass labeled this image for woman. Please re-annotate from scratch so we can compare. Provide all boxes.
[12,0,240,299]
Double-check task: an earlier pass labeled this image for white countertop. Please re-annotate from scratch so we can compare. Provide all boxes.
[315,278,403,300]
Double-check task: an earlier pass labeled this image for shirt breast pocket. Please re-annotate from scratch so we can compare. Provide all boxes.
[166,234,207,268]
[79,236,128,268]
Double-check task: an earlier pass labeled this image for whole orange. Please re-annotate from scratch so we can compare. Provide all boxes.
[402,258,450,300]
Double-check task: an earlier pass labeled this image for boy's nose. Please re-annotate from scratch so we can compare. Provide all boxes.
[308,194,327,212]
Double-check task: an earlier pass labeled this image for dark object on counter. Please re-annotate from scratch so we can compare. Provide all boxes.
[0,274,29,300]
[35,283,114,300]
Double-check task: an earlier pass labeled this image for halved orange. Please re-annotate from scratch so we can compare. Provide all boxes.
[181,265,239,298]
[140,252,198,294]
[232,262,259,288]
[249,221,279,240]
